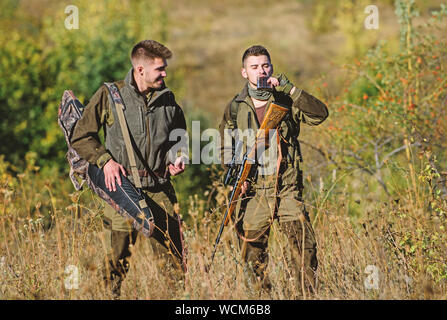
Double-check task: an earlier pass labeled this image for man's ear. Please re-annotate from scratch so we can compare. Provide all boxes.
[241,67,248,79]
[136,64,144,76]
[132,59,144,76]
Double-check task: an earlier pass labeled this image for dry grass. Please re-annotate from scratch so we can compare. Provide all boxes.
[1,167,445,300]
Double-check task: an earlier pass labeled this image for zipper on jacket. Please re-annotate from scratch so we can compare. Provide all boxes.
[139,104,145,133]
[145,115,150,165]
[242,101,260,130]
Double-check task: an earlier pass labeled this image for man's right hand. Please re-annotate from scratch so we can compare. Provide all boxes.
[241,181,250,196]
[230,181,251,197]
[103,159,127,192]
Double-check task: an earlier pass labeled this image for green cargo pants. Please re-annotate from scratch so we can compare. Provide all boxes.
[100,182,185,298]
[237,179,318,295]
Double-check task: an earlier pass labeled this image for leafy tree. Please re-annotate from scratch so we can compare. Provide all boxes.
[323,1,447,200]
[0,0,170,169]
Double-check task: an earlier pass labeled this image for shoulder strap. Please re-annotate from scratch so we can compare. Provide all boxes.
[104,82,148,208]
[230,99,238,128]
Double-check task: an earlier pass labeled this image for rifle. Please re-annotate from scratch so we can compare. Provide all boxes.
[223,140,244,186]
[210,102,290,265]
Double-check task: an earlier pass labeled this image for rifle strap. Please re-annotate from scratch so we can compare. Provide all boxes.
[273,129,283,218]
[104,82,147,209]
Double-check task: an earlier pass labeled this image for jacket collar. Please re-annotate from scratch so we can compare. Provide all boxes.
[235,83,250,103]
[124,68,139,93]
[235,82,275,108]
[124,68,170,106]
[235,83,258,112]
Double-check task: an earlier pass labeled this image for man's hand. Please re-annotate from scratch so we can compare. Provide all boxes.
[103,159,127,192]
[241,181,250,196]
[269,74,296,95]
[231,181,251,197]
[168,156,186,176]
[267,76,280,87]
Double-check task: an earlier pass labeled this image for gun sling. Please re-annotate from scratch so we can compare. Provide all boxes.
[104,82,149,210]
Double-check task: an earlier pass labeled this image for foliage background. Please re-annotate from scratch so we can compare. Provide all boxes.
[0,0,446,299]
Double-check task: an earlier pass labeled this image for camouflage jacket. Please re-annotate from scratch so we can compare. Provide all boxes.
[219,82,329,195]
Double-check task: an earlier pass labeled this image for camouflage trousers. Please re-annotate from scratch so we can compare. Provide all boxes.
[237,182,318,296]
[100,182,186,298]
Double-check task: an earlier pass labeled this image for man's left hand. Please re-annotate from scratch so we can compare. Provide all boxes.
[168,156,186,176]
[269,74,296,95]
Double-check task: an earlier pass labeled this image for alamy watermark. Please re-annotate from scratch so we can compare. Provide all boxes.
[64,265,79,290]
[364,265,380,290]
[364,5,379,30]
[167,125,278,176]
[65,5,79,30]
[64,4,379,31]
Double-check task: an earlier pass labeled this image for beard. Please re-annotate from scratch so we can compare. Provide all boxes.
[147,77,164,89]
[153,77,165,89]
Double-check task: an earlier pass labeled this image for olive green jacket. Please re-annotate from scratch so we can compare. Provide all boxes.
[71,69,186,188]
[219,83,329,196]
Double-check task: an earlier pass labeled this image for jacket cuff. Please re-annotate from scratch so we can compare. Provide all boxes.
[96,152,112,169]
[273,73,294,95]
[290,87,303,103]
[283,82,294,95]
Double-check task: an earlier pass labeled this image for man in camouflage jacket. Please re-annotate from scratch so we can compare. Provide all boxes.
[71,40,187,298]
[219,45,328,295]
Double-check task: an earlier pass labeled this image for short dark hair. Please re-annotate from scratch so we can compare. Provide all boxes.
[131,40,172,64]
[242,45,271,67]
